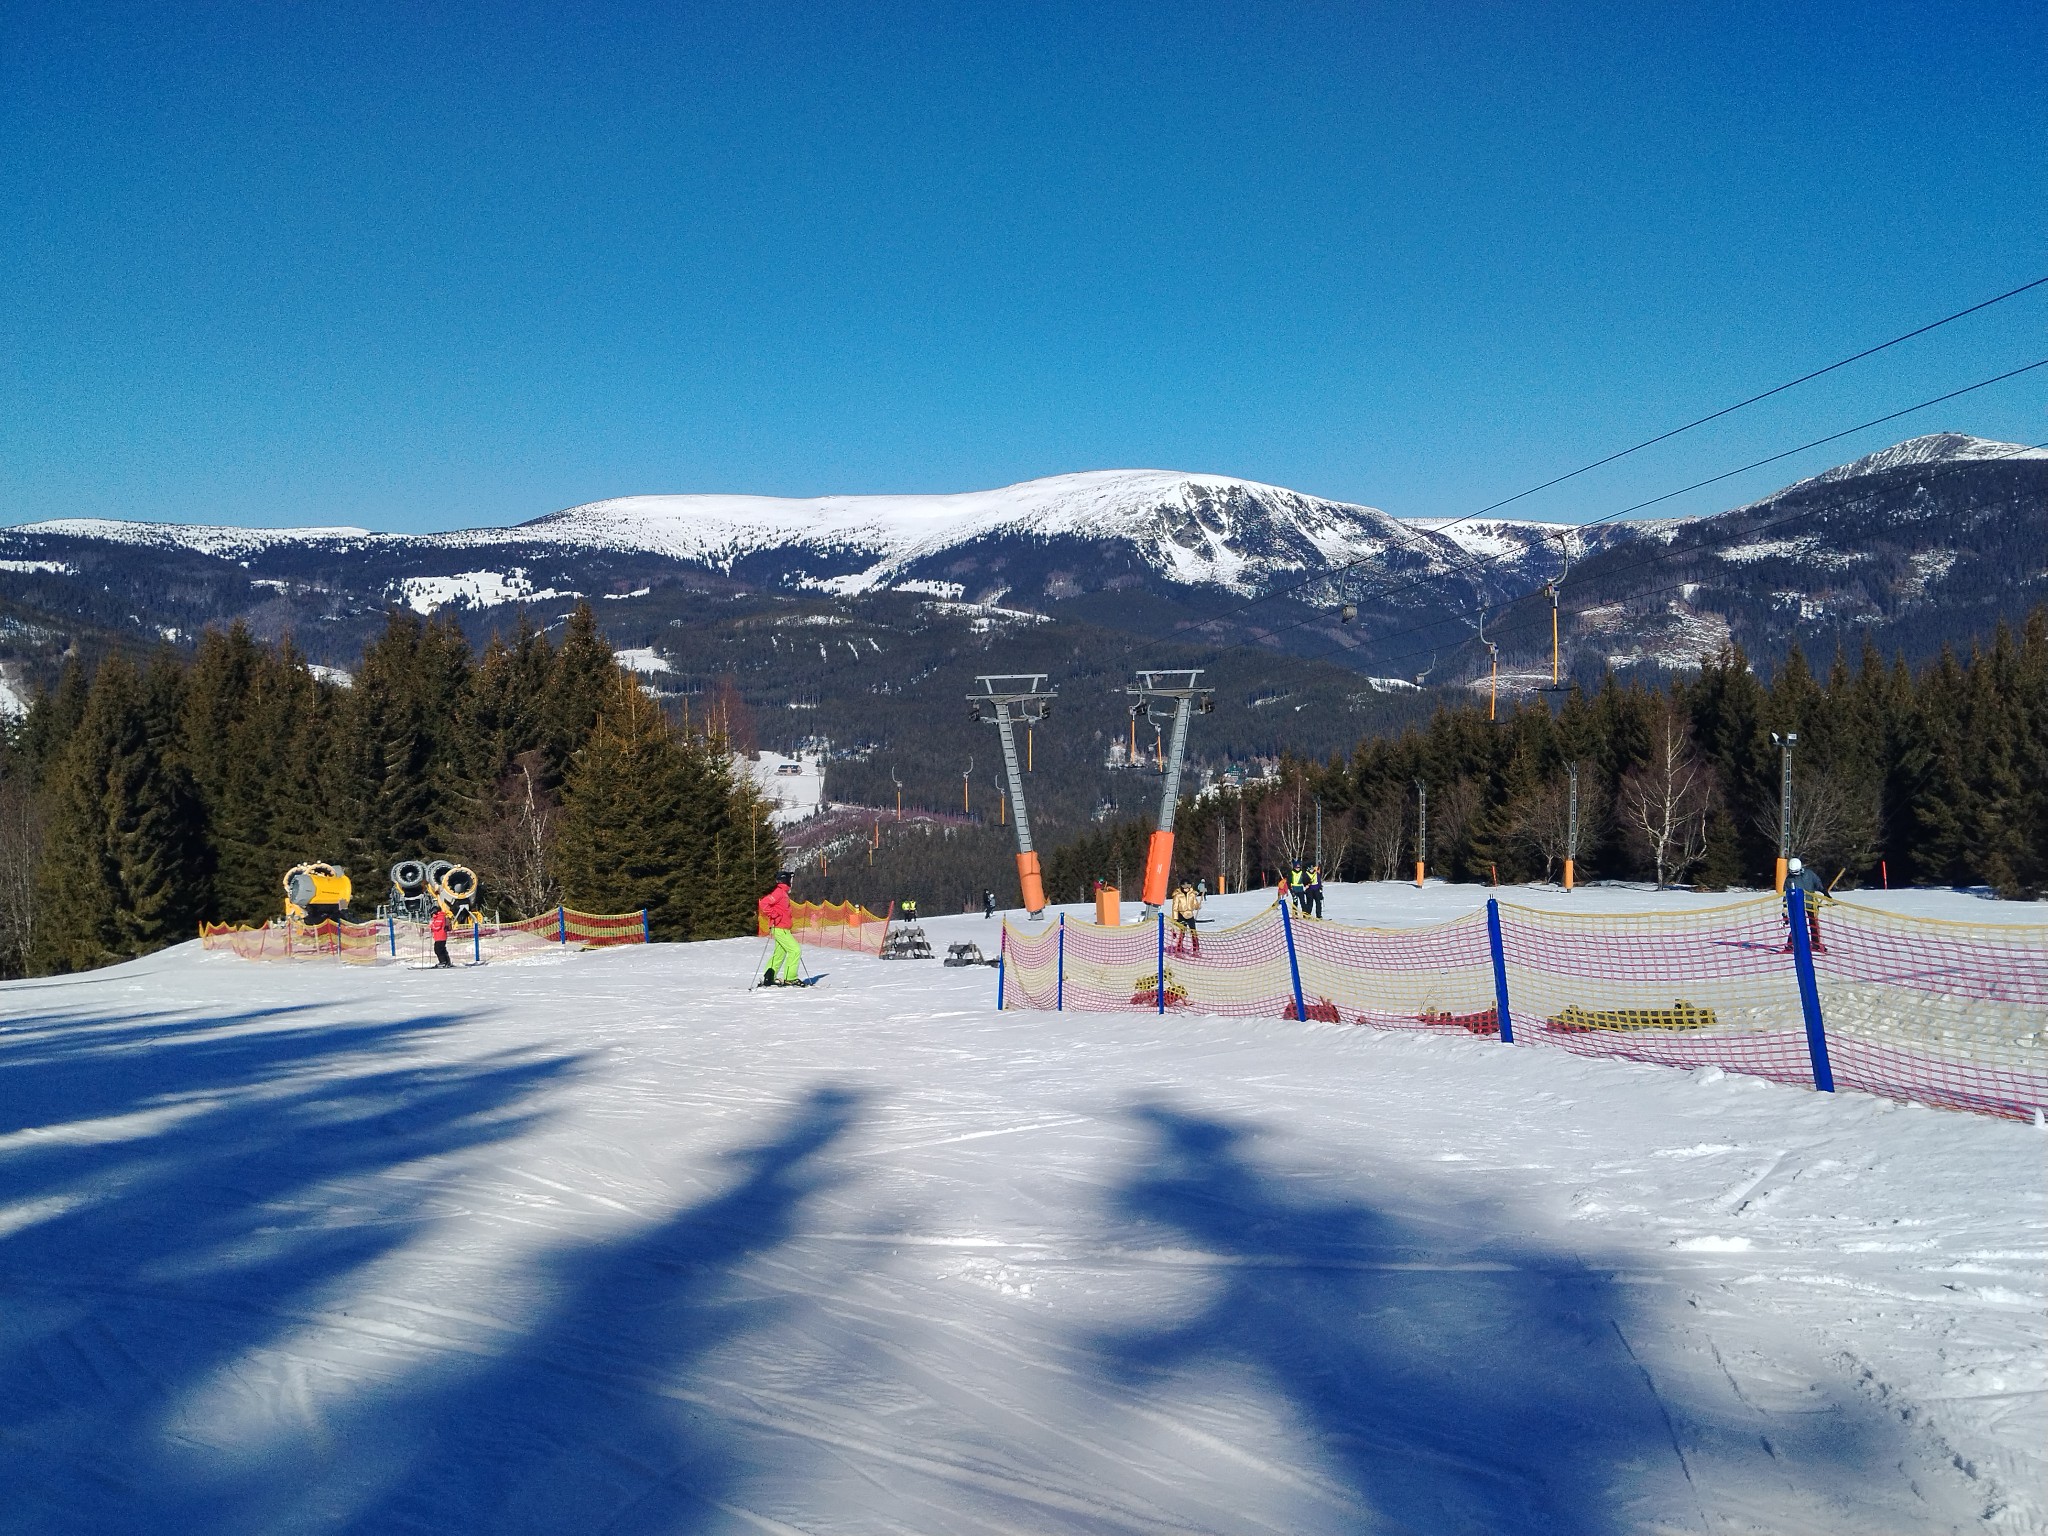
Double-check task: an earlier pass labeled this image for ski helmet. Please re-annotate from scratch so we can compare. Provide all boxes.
[776,869,793,885]
[1787,858,1803,874]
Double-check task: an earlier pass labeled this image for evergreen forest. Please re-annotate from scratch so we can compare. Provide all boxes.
[809,608,2048,912]
[1,604,2041,977]
[0,604,782,976]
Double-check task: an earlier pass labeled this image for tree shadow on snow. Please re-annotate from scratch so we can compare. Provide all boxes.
[0,998,583,1535]
[1089,1101,1953,1536]
[306,1084,867,1535]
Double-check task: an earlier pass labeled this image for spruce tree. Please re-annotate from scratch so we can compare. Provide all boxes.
[33,655,208,972]
[554,672,697,936]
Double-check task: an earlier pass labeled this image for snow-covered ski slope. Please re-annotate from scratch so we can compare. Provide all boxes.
[3,884,2042,1534]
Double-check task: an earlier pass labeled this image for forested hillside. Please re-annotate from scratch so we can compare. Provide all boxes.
[0,604,780,976]
[1053,608,2048,904]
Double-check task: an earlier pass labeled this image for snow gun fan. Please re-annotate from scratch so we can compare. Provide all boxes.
[282,862,352,923]
[879,897,934,960]
[384,858,480,925]
[967,674,1055,917]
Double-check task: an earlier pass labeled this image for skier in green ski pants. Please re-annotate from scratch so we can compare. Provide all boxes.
[757,870,803,985]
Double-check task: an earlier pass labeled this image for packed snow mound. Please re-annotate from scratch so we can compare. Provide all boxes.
[1796,432,2047,487]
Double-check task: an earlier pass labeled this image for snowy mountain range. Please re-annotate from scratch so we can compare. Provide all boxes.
[0,434,2041,697]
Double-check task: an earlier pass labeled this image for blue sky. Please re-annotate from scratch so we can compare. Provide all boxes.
[3,1,2042,532]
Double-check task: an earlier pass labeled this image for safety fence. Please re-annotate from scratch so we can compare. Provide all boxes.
[199,905,649,965]
[999,894,2048,1123]
[758,900,894,957]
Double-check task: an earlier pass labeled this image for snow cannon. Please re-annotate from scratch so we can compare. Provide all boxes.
[283,862,352,922]
[430,863,480,923]
[387,860,434,924]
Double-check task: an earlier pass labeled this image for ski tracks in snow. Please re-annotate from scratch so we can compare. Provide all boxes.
[0,913,2039,1534]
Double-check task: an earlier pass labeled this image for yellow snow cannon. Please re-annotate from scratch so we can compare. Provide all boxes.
[283,863,353,922]
[427,861,480,923]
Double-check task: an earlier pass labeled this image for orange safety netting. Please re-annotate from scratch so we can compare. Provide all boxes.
[757,900,893,956]
[200,906,649,964]
[1002,895,2048,1123]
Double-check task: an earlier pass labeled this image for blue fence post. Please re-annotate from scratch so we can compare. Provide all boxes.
[1156,910,1167,1014]
[996,925,1007,1011]
[642,908,650,943]
[472,920,481,965]
[387,912,396,958]
[557,904,567,944]
[1057,912,1065,1012]
[1486,897,1515,1044]
[1277,897,1307,1022]
[1788,887,1835,1092]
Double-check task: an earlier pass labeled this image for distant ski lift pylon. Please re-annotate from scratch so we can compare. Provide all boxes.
[967,674,1056,916]
[1125,669,1214,914]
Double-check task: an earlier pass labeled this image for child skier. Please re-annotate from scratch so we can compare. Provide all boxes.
[1783,858,1827,954]
[1169,881,1203,955]
[429,906,453,968]
[758,871,803,986]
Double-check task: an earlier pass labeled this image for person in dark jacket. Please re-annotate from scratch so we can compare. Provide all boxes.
[1784,858,1827,953]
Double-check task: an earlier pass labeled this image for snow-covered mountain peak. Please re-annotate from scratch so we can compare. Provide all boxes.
[1798,433,2046,488]
[515,470,1410,593]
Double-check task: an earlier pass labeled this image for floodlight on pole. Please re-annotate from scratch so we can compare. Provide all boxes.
[1414,779,1428,888]
[1126,670,1214,912]
[1771,731,1798,892]
[1564,763,1579,892]
[968,676,1055,915]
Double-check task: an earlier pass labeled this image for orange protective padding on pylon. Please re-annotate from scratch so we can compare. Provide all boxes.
[1141,829,1175,907]
[1016,850,1046,914]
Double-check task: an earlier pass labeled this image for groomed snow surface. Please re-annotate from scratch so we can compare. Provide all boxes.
[3,882,2042,1535]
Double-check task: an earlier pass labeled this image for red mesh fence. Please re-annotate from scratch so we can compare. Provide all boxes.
[758,900,893,956]
[202,906,648,964]
[1001,895,2048,1122]
[1497,897,1819,1090]
[1812,900,2048,1119]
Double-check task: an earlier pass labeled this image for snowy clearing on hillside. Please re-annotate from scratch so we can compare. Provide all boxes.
[2,882,2042,1534]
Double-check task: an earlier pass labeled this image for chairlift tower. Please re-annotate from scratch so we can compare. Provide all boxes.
[1126,669,1215,913]
[968,676,1055,915]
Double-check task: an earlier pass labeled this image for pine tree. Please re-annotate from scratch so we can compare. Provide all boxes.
[33,655,209,972]
[554,673,698,937]
[15,660,90,791]
[545,604,617,784]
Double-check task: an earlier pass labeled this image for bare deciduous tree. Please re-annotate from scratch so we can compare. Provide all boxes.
[1516,763,1603,884]
[1363,796,1408,881]
[1621,705,1716,888]
[1257,775,1314,867]
[459,754,560,918]
[1754,767,1881,883]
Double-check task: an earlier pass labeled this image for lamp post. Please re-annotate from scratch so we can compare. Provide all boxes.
[1414,778,1428,888]
[1564,763,1579,892]
[1770,731,1798,892]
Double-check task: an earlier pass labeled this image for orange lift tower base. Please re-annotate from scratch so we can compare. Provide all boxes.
[1128,669,1215,913]
[969,675,1055,916]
